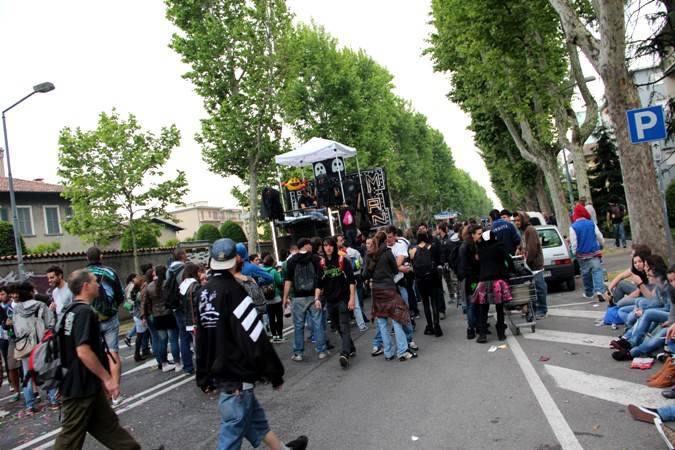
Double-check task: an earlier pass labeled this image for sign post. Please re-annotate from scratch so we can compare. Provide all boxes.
[626,105,672,260]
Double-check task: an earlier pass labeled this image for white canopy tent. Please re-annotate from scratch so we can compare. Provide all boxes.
[274,137,357,167]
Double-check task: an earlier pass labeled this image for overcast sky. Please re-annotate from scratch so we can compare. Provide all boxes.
[0,0,500,210]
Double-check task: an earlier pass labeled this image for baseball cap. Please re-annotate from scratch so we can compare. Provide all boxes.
[210,238,237,270]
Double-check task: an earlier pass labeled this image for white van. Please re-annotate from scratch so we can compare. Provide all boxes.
[535,225,576,291]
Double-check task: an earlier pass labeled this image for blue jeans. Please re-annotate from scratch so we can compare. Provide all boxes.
[151,320,180,367]
[21,358,57,408]
[373,286,413,348]
[613,280,637,305]
[627,309,669,347]
[125,326,137,340]
[376,317,408,358]
[292,296,326,354]
[533,271,548,315]
[631,327,667,357]
[659,403,675,422]
[579,257,605,297]
[613,222,626,247]
[174,310,194,373]
[353,290,367,330]
[217,390,270,450]
[100,315,120,353]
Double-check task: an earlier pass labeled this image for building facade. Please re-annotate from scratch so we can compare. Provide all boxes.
[169,202,245,241]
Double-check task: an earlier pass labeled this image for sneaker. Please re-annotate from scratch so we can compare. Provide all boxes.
[124,336,132,348]
[286,435,309,450]
[414,314,421,319]
[476,334,488,344]
[291,353,303,362]
[9,385,14,392]
[339,355,349,369]
[654,419,675,450]
[582,293,594,299]
[317,351,329,360]
[174,363,183,372]
[349,350,356,358]
[18,407,38,417]
[371,346,383,357]
[535,313,546,319]
[399,351,417,361]
[34,393,41,404]
[408,341,419,352]
[467,328,476,340]
[112,395,125,407]
[434,325,443,337]
[610,338,631,351]
[48,401,61,411]
[612,349,632,361]
[358,325,369,332]
[10,394,19,402]
[384,355,396,361]
[596,292,606,303]
[162,364,176,373]
[276,336,287,343]
[628,404,661,423]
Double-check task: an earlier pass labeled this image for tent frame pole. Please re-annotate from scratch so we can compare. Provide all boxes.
[355,156,366,210]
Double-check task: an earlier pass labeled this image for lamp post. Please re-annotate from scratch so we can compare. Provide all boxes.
[2,82,55,281]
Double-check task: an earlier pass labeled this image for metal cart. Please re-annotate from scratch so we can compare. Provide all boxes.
[504,256,537,335]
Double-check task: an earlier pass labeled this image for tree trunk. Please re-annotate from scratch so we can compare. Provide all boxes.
[535,169,552,215]
[129,215,139,274]
[542,155,571,235]
[247,166,259,255]
[569,141,592,201]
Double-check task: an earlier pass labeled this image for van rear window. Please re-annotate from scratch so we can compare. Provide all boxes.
[538,229,562,248]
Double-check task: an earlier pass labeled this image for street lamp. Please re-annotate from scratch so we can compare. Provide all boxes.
[1,82,55,281]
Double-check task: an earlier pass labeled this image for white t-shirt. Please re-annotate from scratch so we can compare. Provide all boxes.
[52,284,74,317]
[389,239,409,284]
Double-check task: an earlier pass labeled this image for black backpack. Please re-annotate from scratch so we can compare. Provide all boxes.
[293,259,316,293]
[412,245,434,278]
[448,242,461,272]
[163,267,183,310]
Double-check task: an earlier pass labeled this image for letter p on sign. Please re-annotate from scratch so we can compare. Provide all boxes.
[626,105,666,144]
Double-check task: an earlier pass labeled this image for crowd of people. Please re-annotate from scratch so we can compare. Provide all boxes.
[5,199,673,449]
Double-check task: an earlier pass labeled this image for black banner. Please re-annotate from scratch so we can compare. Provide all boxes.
[357,167,392,228]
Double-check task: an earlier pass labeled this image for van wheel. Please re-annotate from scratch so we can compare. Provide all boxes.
[565,277,576,292]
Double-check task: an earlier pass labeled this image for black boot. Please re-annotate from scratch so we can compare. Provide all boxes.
[476,332,488,343]
[434,324,443,337]
[496,324,507,341]
[424,325,434,335]
[134,332,147,362]
[467,328,476,339]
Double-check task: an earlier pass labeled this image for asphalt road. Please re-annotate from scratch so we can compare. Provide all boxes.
[1,247,670,449]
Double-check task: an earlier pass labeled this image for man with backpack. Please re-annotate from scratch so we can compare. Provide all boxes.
[54,269,144,450]
[12,281,59,414]
[283,237,326,362]
[166,248,190,374]
[85,247,125,405]
[319,237,357,369]
[410,232,443,337]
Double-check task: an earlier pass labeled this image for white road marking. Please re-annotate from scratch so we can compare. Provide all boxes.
[549,301,594,309]
[547,309,604,320]
[11,375,194,450]
[121,358,157,376]
[544,364,670,409]
[507,335,583,450]
[523,329,612,349]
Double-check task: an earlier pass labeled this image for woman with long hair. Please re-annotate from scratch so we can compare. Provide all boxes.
[262,255,285,342]
[457,223,482,340]
[142,265,180,372]
[366,231,417,361]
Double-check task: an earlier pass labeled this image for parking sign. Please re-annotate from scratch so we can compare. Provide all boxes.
[626,105,667,144]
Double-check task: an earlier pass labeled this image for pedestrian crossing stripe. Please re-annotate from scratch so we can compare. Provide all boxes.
[543,364,670,408]
[546,309,604,320]
[523,329,611,348]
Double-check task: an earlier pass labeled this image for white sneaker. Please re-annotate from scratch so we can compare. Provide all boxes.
[162,363,176,373]
[111,395,125,407]
[291,354,303,362]
[317,351,329,360]
[174,363,183,372]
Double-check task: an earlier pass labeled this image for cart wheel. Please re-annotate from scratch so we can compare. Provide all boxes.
[531,326,536,333]
[515,327,521,336]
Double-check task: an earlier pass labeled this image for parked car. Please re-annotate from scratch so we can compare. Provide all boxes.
[535,225,576,291]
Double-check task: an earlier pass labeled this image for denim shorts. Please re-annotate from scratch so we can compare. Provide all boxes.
[100,314,120,352]
[217,389,270,450]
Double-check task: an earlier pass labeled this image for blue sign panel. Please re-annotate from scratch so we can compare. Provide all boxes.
[626,105,666,144]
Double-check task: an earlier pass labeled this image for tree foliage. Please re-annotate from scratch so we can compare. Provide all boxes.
[0,221,26,256]
[196,224,221,243]
[27,242,61,255]
[120,221,161,250]
[166,0,292,253]
[280,23,491,223]
[219,221,247,243]
[588,126,626,230]
[58,110,188,271]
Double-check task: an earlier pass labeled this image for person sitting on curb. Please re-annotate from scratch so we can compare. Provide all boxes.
[602,245,651,306]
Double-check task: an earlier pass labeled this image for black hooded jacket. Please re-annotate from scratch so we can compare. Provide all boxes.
[195,270,284,391]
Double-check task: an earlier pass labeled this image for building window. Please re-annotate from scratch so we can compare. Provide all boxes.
[43,206,62,235]
[0,207,8,222]
[64,205,73,221]
[16,206,34,236]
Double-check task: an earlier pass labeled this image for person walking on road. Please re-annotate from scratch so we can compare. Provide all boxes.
[54,269,144,450]
[196,238,308,450]
[142,265,181,372]
[457,224,482,340]
[410,231,443,337]
[318,237,357,369]
[607,198,627,248]
[570,204,607,302]
[85,247,125,405]
[515,211,548,318]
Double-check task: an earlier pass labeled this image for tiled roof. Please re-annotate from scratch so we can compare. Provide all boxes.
[0,177,64,193]
[0,246,194,261]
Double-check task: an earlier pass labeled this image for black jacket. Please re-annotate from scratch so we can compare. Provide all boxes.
[477,240,515,281]
[456,241,479,282]
[196,270,284,391]
[319,254,355,303]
